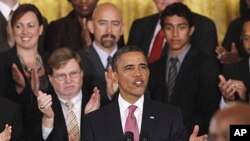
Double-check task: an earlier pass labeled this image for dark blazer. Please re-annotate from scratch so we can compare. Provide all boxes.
[148,46,220,135]
[83,97,187,141]
[222,59,250,100]
[25,88,90,141]
[44,11,125,53]
[79,45,112,106]
[0,12,11,53]
[128,12,218,58]
[0,97,25,141]
[0,47,49,111]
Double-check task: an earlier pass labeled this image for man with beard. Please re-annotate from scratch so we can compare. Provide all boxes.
[44,0,124,53]
[79,3,124,106]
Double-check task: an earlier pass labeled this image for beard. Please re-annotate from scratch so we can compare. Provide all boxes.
[100,33,116,48]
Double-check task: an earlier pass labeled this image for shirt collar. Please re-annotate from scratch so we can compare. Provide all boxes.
[0,1,19,20]
[93,41,118,67]
[58,90,82,109]
[118,94,144,114]
[168,44,191,64]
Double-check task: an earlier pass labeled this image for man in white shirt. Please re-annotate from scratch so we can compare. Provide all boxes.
[27,48,100,141]
[0,0,19,52]
[83,45,187,141]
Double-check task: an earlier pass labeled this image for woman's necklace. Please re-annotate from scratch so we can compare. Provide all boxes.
[18,53,43,73]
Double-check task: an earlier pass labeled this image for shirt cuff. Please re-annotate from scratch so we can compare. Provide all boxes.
[42,125,53,140]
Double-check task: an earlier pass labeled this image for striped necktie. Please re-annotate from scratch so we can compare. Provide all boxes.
[166,57,178,102]
[65,102,80,141]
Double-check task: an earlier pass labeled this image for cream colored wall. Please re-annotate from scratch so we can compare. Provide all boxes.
[20,0,240,43]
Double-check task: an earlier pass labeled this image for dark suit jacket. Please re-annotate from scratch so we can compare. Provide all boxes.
[83,97,187,141]
[79,45,112,106]
[0,47,49,111]
[148,46,220,135]
[222,17,248,58]
[25,88,90,141]
[0,12,11,53]
[44,11,125,53]
[0,97,25,141]
[128,12,218,58]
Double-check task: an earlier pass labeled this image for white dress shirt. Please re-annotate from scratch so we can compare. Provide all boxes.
[118,94,144,133]
[0,1,19,20]
[93,41,118,68]
[42,91,83,139]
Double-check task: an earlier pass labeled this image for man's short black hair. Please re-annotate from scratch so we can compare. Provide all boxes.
[112,46,147,71]
[160,3,193,28]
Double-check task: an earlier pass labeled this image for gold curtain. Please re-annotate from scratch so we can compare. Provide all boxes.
[20,0,240,43]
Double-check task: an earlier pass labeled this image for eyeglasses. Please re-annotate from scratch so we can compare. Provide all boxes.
[53,70,82,81]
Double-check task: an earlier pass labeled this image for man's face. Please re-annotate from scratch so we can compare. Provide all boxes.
[113,52,149,103]
[88,5,123,49]
[209,117,230,141]
[153,0,183,12]
[163,15,194,55]
[242,21,250,55]
[49,59,83,100]
[69,0,98,18]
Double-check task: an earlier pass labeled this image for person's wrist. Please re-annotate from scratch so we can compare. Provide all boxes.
[42,116,54,128]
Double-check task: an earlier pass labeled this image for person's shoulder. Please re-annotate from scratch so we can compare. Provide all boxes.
[0,97,20,110]
[192,12,215,25]
[84,102,116,120]
[132,13,159,24]
[146,99,181,114]
[48,11,76,26]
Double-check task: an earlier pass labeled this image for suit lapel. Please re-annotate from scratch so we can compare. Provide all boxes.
[142,14,160,55]
[141,98,158,138]
[171,47,198,102]
[52,93,69,141]
[87,46,106,71]
[104,101,124,140]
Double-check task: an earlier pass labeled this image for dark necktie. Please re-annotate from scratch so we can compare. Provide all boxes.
[148,29,165,64]
[166,57,178,102]
[106,56,112,69]
[125,105,139,141]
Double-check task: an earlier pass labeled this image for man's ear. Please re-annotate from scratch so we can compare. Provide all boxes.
[189,26,195,36]
[112,72,118,84]
[88,20,94,34]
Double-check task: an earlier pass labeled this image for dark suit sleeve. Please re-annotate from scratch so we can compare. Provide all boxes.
[191,14,218,57]
[83,115,94,141]
[9,102,25,141]
[186,58,220,135]
[171,108,188,141]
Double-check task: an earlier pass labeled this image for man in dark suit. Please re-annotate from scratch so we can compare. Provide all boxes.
[148,3,220,136]
[26,48,100,141]
[0,97,24,141]
[79,3,124,106]
[0,0,18,53]
[218,19,250,107]
[128,0,218,64]
[83,45,187,141]
[44,0,124,53]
